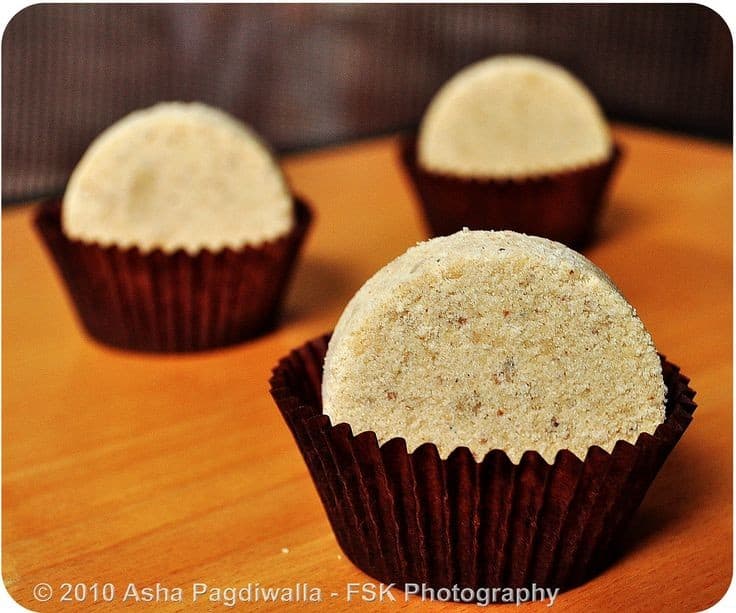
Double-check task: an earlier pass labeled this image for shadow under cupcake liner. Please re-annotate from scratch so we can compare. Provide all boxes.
[270,335,696,597]
[400,137,621,249]
[34,198,312,352]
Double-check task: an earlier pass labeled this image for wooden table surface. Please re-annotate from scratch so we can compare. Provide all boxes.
[3,125,732,612]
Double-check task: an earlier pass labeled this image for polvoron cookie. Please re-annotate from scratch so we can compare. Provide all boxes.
[322,229,665,463]
[35,102,311,351]
[401,56,621,246]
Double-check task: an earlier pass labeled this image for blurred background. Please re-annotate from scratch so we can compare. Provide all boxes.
[2,3,732,203]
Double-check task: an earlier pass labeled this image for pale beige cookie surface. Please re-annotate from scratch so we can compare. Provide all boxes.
[63,102,293,253]
[322,230,665,463]
[417,55,612,179]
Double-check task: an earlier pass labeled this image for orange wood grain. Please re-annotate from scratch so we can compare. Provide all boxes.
[2,125,732,611]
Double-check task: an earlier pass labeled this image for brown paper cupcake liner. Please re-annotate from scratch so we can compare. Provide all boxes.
[34,198,312,352]
[270,334,696,597]
[400,137,621,249]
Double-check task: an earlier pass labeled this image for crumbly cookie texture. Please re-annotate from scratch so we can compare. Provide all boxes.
[63,102,293,253]
[417,55,612,179]
[322,230,665,464]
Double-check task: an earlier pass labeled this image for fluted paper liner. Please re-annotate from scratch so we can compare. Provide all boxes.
[400,137,621,248]
[270,335,696,596]
[34,198,312,352]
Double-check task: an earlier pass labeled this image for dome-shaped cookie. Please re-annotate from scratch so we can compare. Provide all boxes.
[323,230,665,463]
[63,102,293,253]
[417,56,612,178]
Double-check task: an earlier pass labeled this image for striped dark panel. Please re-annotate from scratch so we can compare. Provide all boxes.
[2,4,731,203]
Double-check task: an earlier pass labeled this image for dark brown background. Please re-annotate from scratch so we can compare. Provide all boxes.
[2,3,732,203]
